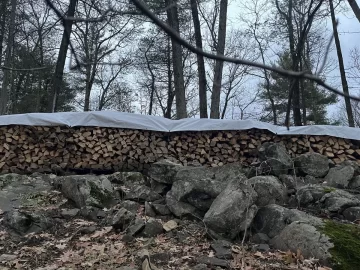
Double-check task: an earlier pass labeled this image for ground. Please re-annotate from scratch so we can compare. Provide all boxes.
[0,189,333,270]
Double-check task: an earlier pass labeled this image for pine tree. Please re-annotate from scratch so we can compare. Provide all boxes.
[259,51,337,125]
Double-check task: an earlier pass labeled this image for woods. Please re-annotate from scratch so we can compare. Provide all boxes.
[0,0,360,126]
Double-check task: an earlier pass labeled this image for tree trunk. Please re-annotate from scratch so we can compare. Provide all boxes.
[190,0,208,118]
[165,37,174,119]
[47,0,77,113]
[210,0,228,119]
[330,0,355,127]
[0,0,8,66]
[0,0,17,115]
[165,0,187,119]
[348,0,360,23]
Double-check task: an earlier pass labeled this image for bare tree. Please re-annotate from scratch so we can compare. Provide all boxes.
[348,0,360,23]
[0,0,17,115]
[210,0,228,119]
[47,0,78,112]
[165,0,187,119]
[329,0,354,127]
[190,0,208,118]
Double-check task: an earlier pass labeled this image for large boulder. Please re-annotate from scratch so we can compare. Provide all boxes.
[342,206,360,221]
[147,160,183,184]
[253,204,322,238]
[258,143,292,176]
[56,175,115,208]
[170,178,228,212]
[270,222,333,265]
[107,172,146,186]
[271,220,360,270]
[319,189,360,212]
[294,153,329,177]
[203,177,258,239]
[324,165,355,188]
[247,176,287,206]
[296,184,329,207]
[349,176,360,190]
[125,185,162,202]
[166,191,202,218]
[0,174,53,212]
[3,210,54,235]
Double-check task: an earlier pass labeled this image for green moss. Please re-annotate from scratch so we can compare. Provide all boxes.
[323,187,336,193]
[319,220,360,270]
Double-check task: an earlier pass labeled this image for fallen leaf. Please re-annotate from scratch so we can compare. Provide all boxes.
[90,226,112,238]
[254,251,265,259]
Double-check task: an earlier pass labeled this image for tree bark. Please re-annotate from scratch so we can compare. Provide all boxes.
[47,0,77,113]
[165,37,174,118]
[190,0,208,118]
[330,0,355,127]
[0,0,17,115]
[165,0,187,119]
[348,0,360,23]
[0,0,8,66]
[210,0,228,119]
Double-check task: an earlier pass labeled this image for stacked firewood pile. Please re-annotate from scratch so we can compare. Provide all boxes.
[0,125,359,174]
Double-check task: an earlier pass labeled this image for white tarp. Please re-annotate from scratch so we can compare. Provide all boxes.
[0,111,359,140]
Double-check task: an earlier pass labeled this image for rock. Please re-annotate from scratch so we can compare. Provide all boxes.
[211,240,233,259]
[258,143,292,176]
[120,200,140,213]
[3,210,54,235]
[196,256,228,268]
[125,185,162,202]
[151,204,171,215]
[140,219,163,237]
[110,207,135,231]
[294,153,329,177]
[204,177,258,239]
[256,244,270,252]
[296,185,329,207]
[270,222,333,265]
[279,174,296,189]
[150,179,170,194]
[343,207,360,221]
[319,189,360,212]
[0,174,52,212]
[121,234,135,243]
[107,172,146,185]
[340,160,360,175]
[247,176,287,206]
[79,226,97,234]
[61,208,79,219]
[303,175,321,185]
[127,218,145,236]
[166,191,202,218]
[170,177,228,212]
[163,220,178,232]
[349,176,360,190]
[0,254,17,262]
[253,204,323,238]
[56,175,115,208]
[251,233,270,244]
[324,166,355,188]
[147,159,183,184]
[79,206,102,221]
[192,264,208,270]
[145,202,156,217]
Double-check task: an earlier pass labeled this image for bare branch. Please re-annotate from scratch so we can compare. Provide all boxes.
[130,0,360,104]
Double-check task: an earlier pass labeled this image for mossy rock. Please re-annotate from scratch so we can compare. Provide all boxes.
[319,220,360,270]
[323,187,336,193]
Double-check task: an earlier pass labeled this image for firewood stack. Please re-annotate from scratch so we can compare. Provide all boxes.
[0,125,359,174]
